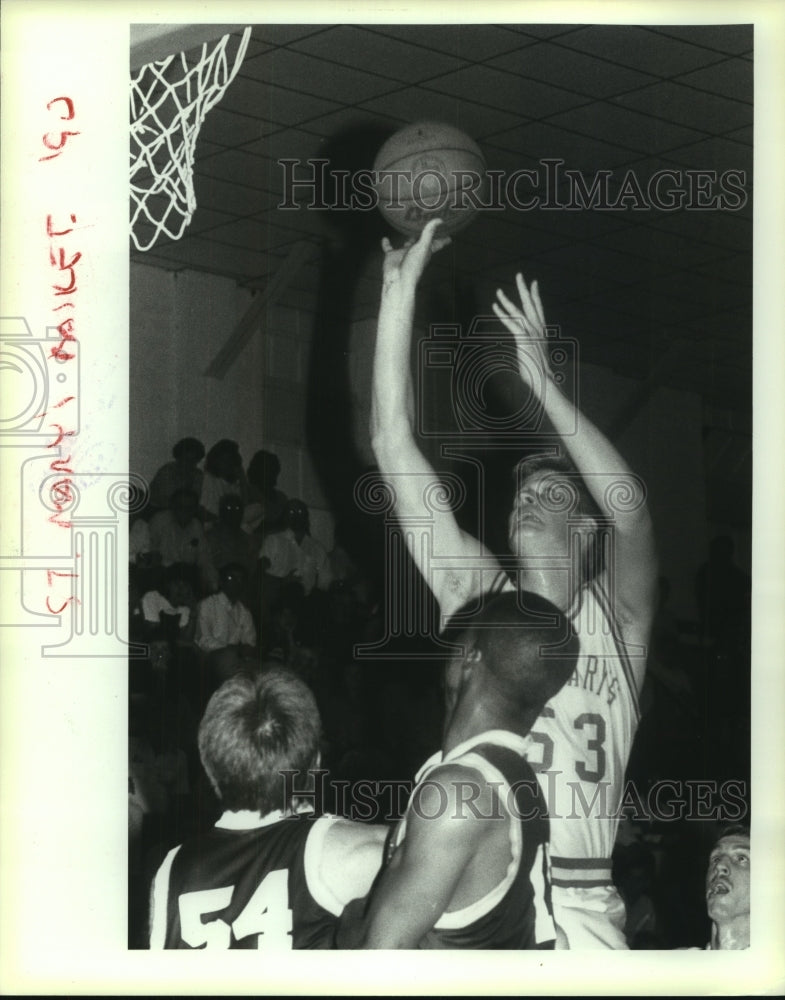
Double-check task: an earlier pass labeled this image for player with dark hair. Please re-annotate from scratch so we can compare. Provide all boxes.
[338,591,579,949]
[370,219,658,948]
[149,669,385,949]
[704,824,750,950]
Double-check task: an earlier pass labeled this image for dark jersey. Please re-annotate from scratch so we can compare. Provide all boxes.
[149,812,339,949]
[389,730,556,949]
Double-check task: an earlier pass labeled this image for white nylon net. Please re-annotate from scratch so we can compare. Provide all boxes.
[130,26,252,252]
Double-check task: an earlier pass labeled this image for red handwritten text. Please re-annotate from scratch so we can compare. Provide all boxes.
[40,98,81,616]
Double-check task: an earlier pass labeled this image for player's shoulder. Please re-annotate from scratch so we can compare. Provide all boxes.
[306,817,387,915]
[318,816,387,854]
[415,760,502,822]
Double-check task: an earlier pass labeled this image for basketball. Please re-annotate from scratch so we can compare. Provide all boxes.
[373,121,487,237]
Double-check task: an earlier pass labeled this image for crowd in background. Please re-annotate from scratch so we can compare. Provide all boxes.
[128,436,751,949]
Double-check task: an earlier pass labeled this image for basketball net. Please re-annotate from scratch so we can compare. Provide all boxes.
[130,26,252,252]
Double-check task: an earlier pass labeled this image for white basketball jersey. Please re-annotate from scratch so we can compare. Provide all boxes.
[497,574,642,888]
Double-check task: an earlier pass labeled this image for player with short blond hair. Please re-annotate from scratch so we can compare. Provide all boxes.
[369,219,658,948]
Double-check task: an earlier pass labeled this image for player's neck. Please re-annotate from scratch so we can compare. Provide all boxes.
[712,917,749,950]
[513,565,571,613]
[443,698,520,756]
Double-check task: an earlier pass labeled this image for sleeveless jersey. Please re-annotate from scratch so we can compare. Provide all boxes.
[388,730,557,949]
[491,573,642,890]
[149,812,340,949]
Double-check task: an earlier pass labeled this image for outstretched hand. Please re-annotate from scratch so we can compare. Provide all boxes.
[492,274,554,389]
[381,218,451,294]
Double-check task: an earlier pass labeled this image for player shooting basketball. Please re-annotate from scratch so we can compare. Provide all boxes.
[369,218,658,948]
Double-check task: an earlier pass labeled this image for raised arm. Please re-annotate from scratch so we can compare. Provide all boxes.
[493,276,658,643]
[370,220,496,618]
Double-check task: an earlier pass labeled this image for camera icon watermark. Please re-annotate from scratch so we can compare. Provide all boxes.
[417,316,578,439]
[0,317,80,436]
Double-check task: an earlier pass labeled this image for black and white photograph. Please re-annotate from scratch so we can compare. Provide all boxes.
[1,1,784,995]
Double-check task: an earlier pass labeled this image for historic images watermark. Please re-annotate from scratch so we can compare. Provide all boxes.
[282,770,748,825]
[278,157,748,214]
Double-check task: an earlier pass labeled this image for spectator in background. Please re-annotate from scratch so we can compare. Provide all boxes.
[244,449,288,537]
[148,437,205,514]
[139,562,199,645]
[206,494,259,589]
[704,825,750,950]
[195,563,258,688]
[147,488,216,595]
[201,439,248,522]
[261,498,333,597]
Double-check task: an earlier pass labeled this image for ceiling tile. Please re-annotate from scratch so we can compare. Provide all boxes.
[246,24,333,47]
[599,224,732,269]
[198,107,276,147]
[675,56,753,103]
[359,86,522,137]
[659,135,752,174]
[425,64,585,119]
[594,281,722,324]
[193,140,230,162]
[242,127,330,163]
[642,25,753,55]
[194,216,321,254]
[557,25,726,77]
[144,236,273,279]
[363,23,536,61]
[547,101,705,155]
[650,211,752,253]
[489,40,659,99]
[191,174,281,216]
[612,81,752,134]
[501,25,583,41]
[533,241,651,288]
[261,205,336,239]
[232,35,274,60]
[219,77,342,126]
[724,125,753,145]
[691,253,751,284]
[291,25,466,82]
[237,47,401,104]
[298,107,406,139]
[483,121,643,171]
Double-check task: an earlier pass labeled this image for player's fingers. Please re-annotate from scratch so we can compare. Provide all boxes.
[495,287,527,325]
[515,273,541,328]
[381,237,393,254]
[492,301,528,337]
[531,280,546,326]
[415,217,444,253]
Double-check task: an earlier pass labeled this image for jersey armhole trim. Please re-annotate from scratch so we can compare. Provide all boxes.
[148,844,182,949]
[303,816,344,917]
[432,753,521,930]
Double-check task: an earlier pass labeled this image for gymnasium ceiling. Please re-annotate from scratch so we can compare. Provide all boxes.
[130,21,753,418]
